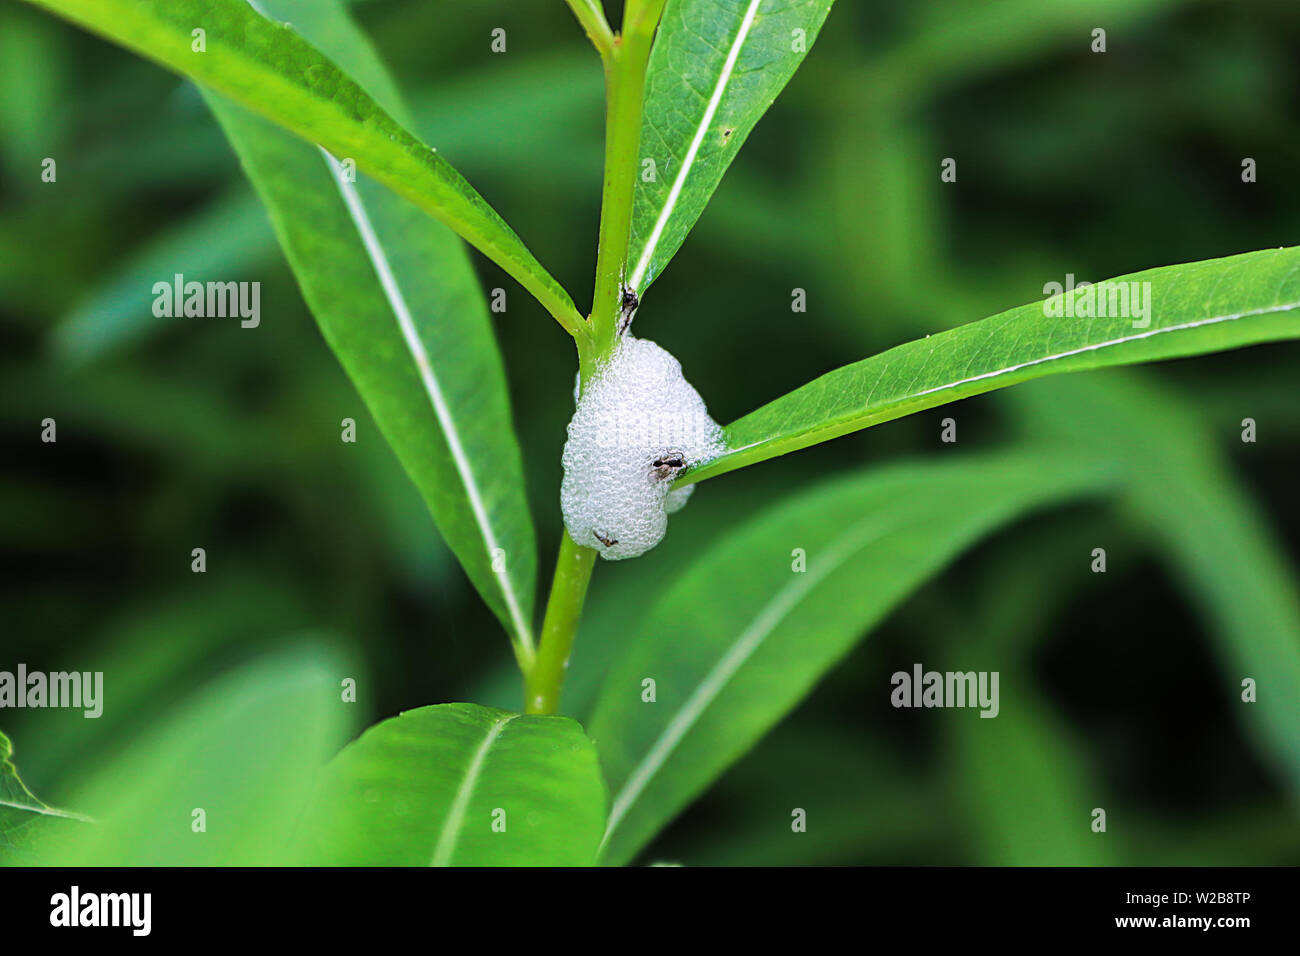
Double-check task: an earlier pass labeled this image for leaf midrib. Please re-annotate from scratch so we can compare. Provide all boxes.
[322,149,533,650]
[628,0,765,292]
[599,507,902,858]
[0,797,93,823]
[30,0,584,334]
[687,295,1300,486]
[430,713,518,866]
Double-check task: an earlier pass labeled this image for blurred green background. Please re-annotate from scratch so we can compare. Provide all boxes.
[1,0,1298,865]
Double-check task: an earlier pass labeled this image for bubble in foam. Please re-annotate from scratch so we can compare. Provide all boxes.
[561,335,724,560]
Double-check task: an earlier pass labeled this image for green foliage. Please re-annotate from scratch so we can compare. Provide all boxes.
[34,644,353,865]
[951,684,1117,865]
[6,0,1299,868]
[629,0,835,293]
[203,0,537,658]
[590,452,1114,864]
[0,730,88,860]
[304,703,607,866]
[24,0,583,332]
[691,249,1300,484]
[1009,372,1300,793]
[53,188,273,364]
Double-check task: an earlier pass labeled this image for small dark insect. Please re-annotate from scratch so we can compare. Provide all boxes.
[593,530,618,548]
[617,284,639,335]
[651,451,686,480]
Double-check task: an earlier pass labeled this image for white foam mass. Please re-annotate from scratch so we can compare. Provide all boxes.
[561,336,724,560]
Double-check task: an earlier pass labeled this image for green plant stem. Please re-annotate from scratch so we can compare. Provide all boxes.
[524,534,598,714]
[565,0,615,60]
[589,0,667,360]
[542,290,594,346]
[525,0,666,716]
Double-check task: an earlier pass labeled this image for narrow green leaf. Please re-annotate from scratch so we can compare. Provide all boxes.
[30,643,353,866]
[681,727,946,866]
[202,0,536,653]
[52,187,274,365]
[304,703,607,866]
[950,676,1117,865]
[690,248,1300,484]
[869,0,1189,108]
[628,0,834,293]
[589,452,1114,865]
[22,0,585,334]
[941,524,1118,865]
[0,730,89,861]
[410,49,603,187]
[1010,371,1300,794]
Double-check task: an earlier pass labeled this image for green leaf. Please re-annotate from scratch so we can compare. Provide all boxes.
[678,727,946,866]
[53,187,274,365]
[950,671,1117,865]
[869,0,1189,108]
[30,642,354,865]
[201,0,537,654]
[0,730,89,860]
[22,0,584,334]
[923,520,1122,865]
[628,0,834,293]
[304,703,607,866]
[1009,371,1300,794]
[589,452,1114,865]
[410,49,603,188]
[927,534,1119,865]
[690,248,1300,484]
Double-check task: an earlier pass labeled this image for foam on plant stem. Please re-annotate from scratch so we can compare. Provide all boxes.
[561,335,724,560]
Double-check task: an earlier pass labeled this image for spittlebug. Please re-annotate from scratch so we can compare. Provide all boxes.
[617,284,639,335]
[651,451,686,480]
[560,335,724,560]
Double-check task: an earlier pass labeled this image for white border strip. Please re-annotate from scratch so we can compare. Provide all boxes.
[628,0,764,291]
